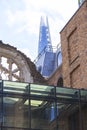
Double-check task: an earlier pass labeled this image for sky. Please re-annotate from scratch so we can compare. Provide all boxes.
[0,0,78,61]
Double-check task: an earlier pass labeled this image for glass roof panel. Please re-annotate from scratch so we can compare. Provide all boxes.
[3,97,19,104]
[80,89,87,102]
[30,84,55,97]
[56,87,79,101]
[31,100,43,107]
[24,100,29,105]
[3,80,29,94]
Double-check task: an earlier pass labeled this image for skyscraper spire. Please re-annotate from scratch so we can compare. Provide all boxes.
[38,16,52,55]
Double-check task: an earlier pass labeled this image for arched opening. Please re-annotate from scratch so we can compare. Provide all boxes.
[57,77,63,87]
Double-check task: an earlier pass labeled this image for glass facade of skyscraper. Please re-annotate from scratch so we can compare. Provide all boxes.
[0,80,87,130]
[38,25,48,55]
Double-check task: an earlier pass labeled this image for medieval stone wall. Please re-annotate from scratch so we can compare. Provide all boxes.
[0,41,45,84]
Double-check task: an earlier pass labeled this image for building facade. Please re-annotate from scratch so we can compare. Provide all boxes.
[60,0,87,89]
[0,1,87,130]
[48,0,87,89]
[35,17,62,77]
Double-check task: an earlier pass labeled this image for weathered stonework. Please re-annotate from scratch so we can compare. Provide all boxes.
[0,41,46,84]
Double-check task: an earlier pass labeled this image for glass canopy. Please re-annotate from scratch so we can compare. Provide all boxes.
[0,80,87,130]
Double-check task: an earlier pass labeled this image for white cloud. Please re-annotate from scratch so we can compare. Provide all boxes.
[6,10,15,27]
[1,0,78,60]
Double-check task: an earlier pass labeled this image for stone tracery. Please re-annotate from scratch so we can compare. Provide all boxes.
[0,41,45,83]
[0,56,20,81]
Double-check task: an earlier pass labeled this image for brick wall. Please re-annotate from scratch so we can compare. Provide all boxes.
[60,1,87,89]
[47,65,62,86]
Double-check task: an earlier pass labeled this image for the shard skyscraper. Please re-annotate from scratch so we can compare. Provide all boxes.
[38,16,53,55]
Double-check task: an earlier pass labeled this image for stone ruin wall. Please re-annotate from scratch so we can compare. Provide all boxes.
[0,41,45,84]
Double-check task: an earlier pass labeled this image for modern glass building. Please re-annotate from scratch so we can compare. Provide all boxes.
[0,80,87,130]
[38,16,52,55]
[35,16,62,78]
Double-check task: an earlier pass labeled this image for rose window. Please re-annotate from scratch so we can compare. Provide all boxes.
[0,56,21,81]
